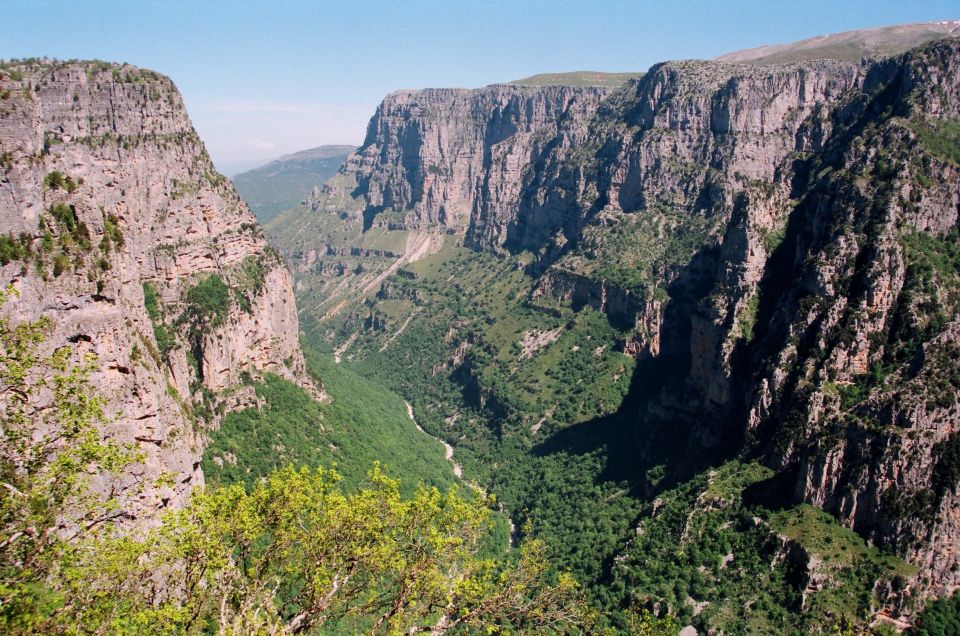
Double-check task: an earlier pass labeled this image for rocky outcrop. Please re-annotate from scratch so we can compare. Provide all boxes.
[273,36,960,611]
[347,85,611,246]
[0,60,316,517]
[736,42,960,602]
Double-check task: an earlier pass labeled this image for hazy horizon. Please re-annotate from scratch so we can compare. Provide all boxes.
[5,0,958,176]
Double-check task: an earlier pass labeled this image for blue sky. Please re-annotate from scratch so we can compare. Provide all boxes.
[5,1,958,175]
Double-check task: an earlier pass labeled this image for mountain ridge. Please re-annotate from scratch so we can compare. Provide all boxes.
[507,71,642,88]
[232,143,355,224]
[267,36,960,627]
[717,19,960,64]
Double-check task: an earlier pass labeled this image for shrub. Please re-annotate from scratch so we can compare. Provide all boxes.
[99,213,124,253]
[0,234,30,265]
[45,202,90,249]
[182,273,231,332]
[42,170,77,193]
[913,118,960,166]
[142,282,176,358]
[910,591,960,636]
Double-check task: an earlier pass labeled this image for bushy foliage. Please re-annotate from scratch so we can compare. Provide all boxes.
[31,203,93,279]
[0,234,31,266]
[910,591,960,636]
[179,274,231,377]
[181,274,231,332]
[0,286,141,632]
[912,118,960,166]
[203,356,456,494]
[65,466,590,634]
[45,203,89,247]
[142,282,175,358]
[99,213,124,254]
[42,170,78,193]
[231,255,267,313]
[0,287,591,635]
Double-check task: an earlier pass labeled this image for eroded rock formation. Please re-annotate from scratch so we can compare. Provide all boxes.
[274,37,960,607]
[0,60,317,516]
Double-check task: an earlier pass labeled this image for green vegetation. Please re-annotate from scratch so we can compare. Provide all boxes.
[180,273,230,335]
[0,286,590,635]
[230,255,267,312]
[27,203,94,278]
[610,462,913,633]
[46,202,90,249]
[738,292,759,341]
[42,170,78,193]
[888,228,960,366]
[176,274,231,381]
[566,206,713,300]
[142,282,175,358]
[910,591,960,636]
[0,287,141,633]
[169,177,198,200]
[86,467,589,635]
[202,356,457,495]
[287,238,926,632]
[231,145,354,224]
[0,233,31,266]
[99,213,124,254]
[320,248,636,479]
[822,361,896,412]
[761,223,787,253]
[508,71,642,88]
[912,118,960,166]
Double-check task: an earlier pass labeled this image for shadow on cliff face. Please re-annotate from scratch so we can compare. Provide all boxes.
[530,350,739,502]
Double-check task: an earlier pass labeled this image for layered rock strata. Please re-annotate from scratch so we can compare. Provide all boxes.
[275,38,960,606]
[0,60,316,516]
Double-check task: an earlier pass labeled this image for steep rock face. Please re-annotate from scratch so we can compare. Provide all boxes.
[343,85,611,245]
[273,38,960,609]
[518,59,860,373]
[0,61,315,516]
[516,58,859,243]
[553,41,960,603]
[276,85,612,322]
[735,43,960,601]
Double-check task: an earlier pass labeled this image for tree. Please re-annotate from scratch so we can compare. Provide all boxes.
[59,465,592,634]
[0,286,592,634]
[625,609,680,635]
[0,286,141,632]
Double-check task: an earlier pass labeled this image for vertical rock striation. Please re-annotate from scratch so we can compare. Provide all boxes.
[347,85,612,245]
[272,37,960,608]
[0,60,316,517]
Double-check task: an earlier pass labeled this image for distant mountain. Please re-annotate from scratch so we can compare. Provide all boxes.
[508,71,641,88]
[232,145,355,224]
[717,19,960,64]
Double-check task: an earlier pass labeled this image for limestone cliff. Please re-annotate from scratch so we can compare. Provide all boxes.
[0,60,316,516]
[270,36,960,611]
[348,85,610,246]
[272,84,612,320]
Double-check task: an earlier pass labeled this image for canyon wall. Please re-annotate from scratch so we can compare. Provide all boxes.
[0,60,315,517]
[273,38,960,603]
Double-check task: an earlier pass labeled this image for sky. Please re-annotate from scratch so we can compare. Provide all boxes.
[4,1,959,176]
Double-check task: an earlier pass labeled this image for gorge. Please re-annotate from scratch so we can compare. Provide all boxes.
[3,17,960,635]
[267,28,960,633]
